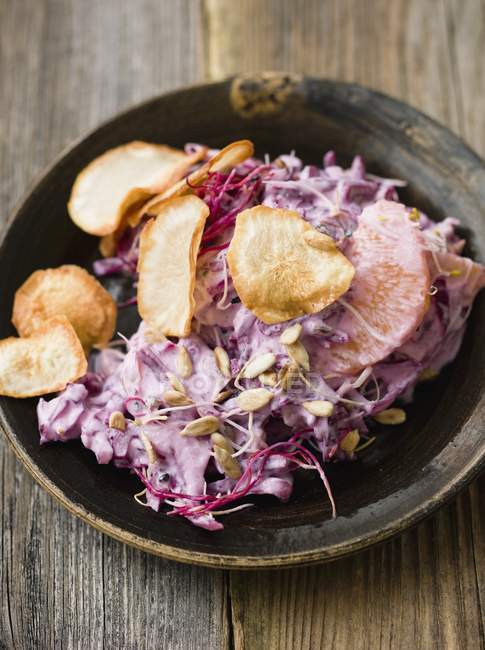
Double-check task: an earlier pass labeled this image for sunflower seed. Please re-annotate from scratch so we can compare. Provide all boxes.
[279,323,303,345]
[236,388,273,412]
[176,346,192,378]
[418,368,439,382]
[140,432,158,464]
[242,353,276,379]
[213,446,242,479]
[166,371,185,393]
[340,429,360,453]
[373,408,406,425]
[211,432,233,454]
[162,389,193,406]
[259,370,278,387]
[285,341,310,371]
[278,363,299,391]
[180,415,220,437]
[214,389,234,404]
[214,346,231,378]
[302,400,334,417]
[108,411,126,430]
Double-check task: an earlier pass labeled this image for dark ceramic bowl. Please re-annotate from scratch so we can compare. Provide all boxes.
[1,74,484,568]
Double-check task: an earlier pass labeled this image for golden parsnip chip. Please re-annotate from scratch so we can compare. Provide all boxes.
[12,265,116,352]
[0,316,87,397]
[227,206,355,324]
[137,140,254,221]
[137,195,209,338]
[68,141,205,236]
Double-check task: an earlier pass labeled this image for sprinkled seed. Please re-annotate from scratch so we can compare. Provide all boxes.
[166,371,185,394]
[242,353,276,379]
[340,429,360,453]
[214,346,231,378]
[211,432,233,454]
[213,446,242,479]
[279,323,303,345]
[214,389,233,404]
[374,408,406,425]
[285,341,310,371]
[278,363,299,391]
[418,368,439,382]
[180,415,220,437]
[409,207,420,222]
[259,370,278,387]
[302,400,334,418]
[108,411,126,430]
[236,388,273,412]
[140,432,157,464]
[176,346,192,378]
[162,390,193,406]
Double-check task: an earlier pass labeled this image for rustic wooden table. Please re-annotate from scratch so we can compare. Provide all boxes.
[1,1,484,648]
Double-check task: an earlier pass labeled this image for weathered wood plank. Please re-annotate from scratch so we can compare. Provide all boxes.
[229,491,484,649]
[203,0,484,158]
[0,2,229,649]
[203,0,485,648]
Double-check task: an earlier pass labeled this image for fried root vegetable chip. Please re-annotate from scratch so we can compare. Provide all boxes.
[227,206,355,324]
[137,140,254,222]
[12,265,116,351]
[0,316,87,397]
[137,195,210,338]
[68,141,205,236]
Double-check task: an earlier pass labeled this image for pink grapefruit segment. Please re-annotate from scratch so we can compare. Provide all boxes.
[318,200,430,375]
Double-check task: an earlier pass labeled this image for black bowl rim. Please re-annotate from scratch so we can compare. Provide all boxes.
[1,75,484,569]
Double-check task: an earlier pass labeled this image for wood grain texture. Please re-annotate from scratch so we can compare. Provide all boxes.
[202,0,485,648]
[0,2,228,649]
[203,0,484,157]
[1,0,484,648]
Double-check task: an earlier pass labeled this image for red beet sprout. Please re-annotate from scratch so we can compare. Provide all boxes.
[198,241,230,258]
[134,433,336,520]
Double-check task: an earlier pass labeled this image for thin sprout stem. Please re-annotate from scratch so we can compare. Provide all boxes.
[210,503,254,516]
[354,436,376,453]
[231,412,255,458]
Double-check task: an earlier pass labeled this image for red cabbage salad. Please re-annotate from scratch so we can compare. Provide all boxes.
[38,145,485,531]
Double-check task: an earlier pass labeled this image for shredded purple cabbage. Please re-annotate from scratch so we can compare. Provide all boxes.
[38,148,485,531]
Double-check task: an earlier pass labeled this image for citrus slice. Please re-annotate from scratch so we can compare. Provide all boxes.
[68,141,205,236]
[138,140,254,221]
[317,199,430,375]
[12,265,116,352]
[227,206,355,324]
[137,195,209,338]
[0,315,87,397]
